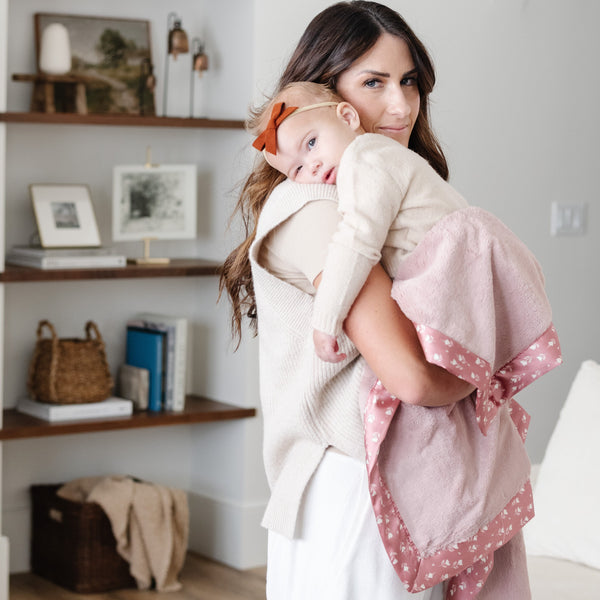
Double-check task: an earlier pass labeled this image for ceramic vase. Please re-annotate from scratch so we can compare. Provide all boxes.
[39,23,71,75]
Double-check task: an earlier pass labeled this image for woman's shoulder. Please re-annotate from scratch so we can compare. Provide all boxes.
[346,133,430,169]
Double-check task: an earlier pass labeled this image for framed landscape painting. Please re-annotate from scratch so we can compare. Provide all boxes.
[35,13,155,115]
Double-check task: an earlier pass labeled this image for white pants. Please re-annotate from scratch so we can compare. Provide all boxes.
[267,450,445,599]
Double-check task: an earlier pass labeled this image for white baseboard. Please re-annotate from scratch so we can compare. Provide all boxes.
[2,506,28,573]
[187,492,268,570]
[0,535,9,600]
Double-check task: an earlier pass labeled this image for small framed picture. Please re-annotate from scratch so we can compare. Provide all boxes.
[30,184,101,248]
[112,165,197,241]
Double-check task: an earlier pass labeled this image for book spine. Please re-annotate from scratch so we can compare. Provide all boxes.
[9,246,119,257]
[171,320,187,411]
[164,326,176,410]
[125,327,165,412]
[49,404,132,421]
[135,314,188,412]
[6,255,126,269]
[17,398,132,421]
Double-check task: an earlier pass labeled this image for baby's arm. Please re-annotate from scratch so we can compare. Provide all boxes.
[312,141,405,357]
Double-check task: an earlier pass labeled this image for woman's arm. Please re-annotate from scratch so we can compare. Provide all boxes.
[316,264,474,407]
[265,193,472,406]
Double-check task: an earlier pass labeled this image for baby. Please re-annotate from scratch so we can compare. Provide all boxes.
[252,81,467,362]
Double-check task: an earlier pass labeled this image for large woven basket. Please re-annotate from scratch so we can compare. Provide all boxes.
[27,320,113,404]
[30,483,135,593]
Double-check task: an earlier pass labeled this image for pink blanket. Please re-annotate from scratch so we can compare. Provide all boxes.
[363,207,562,598]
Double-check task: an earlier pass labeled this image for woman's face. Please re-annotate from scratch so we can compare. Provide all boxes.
[336,33,420,148]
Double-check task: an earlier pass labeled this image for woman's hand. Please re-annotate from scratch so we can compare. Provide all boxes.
[316,264,475,407]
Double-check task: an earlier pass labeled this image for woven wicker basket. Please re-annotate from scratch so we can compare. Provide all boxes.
[27,320,113,404]
[30,484,136,593]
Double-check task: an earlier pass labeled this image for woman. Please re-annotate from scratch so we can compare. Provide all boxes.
[220,2,507,598]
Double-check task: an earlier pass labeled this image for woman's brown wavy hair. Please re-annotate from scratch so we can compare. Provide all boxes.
[219,1,449,347]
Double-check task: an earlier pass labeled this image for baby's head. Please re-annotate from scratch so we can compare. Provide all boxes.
[251,82,363,184]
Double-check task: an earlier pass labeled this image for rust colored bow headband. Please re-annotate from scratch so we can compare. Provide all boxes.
[252,101,339,155]
[252,102,298,155]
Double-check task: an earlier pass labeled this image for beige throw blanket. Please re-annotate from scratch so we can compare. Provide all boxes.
[58,475,189,591]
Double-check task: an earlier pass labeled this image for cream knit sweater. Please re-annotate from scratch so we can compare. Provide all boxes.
[249,179,366,538]
[312,133,468,336]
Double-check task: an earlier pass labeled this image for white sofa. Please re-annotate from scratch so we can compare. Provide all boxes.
[527,464,600,599]
[524,361,600,599]
[528,554,600,599]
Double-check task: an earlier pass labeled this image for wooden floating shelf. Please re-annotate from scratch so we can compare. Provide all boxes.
[0,395,256,441]
[0,111,245,129]
[0,258,221,283]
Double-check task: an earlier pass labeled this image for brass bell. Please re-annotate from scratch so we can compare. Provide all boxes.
[192,38,209,76]
[163,12,189,116]
[193,52,209,73]
[168,19,189,59]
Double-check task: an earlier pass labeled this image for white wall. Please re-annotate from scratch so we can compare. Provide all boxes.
[2,0,269,574]
[254,0,600,464]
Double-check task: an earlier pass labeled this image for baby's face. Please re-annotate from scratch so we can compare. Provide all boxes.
[265,104,360,184]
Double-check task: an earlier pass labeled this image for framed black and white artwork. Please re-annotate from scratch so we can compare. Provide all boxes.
[112,164,197,242]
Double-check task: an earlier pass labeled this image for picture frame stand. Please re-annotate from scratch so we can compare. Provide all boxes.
[128,237,170,265]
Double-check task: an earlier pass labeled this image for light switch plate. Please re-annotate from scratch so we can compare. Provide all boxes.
[551,202,586,236]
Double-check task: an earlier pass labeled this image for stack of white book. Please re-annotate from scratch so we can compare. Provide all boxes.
[6,246,126,269]
[17,396,133,422]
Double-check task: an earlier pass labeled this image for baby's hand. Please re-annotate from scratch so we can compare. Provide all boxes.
[313,329,347,363]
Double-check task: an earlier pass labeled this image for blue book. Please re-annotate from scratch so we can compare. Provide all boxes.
[127,318,175,409]
[133,313,188,412]
[125,327,165,412]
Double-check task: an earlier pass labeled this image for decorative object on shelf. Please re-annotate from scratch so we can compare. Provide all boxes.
[34,13,155,115]
[27,320,114,405]
[112,156,197,264]
[118,364,149,410]
[13,72,95,115]
[39,23,72,75]
[190,37,209,118]
[29,183,101,248]
[163,12,189,117]
[138,58,156,117]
